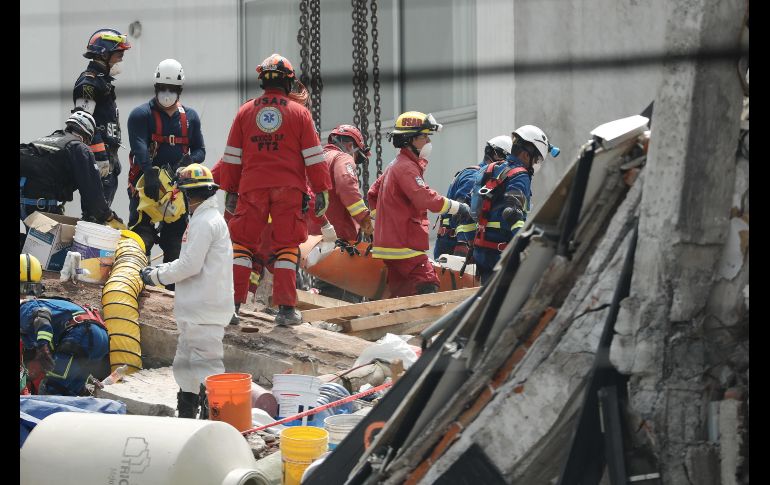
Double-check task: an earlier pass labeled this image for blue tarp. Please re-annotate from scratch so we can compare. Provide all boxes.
[20,395,126,447]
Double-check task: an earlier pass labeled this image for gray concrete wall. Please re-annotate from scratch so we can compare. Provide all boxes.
[509,0,666,201]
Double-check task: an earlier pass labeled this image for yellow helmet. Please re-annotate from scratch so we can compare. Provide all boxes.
[176,163,219,191]
[390,111,443,136]
[20,254,44,297]
[20,254,42,283]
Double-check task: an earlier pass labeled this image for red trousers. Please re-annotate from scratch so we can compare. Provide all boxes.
[383,255,440,298]
[229,187,307,306]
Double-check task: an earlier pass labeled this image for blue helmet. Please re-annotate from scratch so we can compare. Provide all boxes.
[83,29,131,59]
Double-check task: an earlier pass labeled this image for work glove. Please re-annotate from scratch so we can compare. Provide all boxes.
[314,191,329,217]
[31,344,54,375]
[140,266,159,286]
[224,192,239,222]
[106,211,127,230]
[178,153,193,168]
[501,191,525,225]
[96,160,111,178]
[451,202,471,226]
[321,221,338,243]
[143,168,161,202]
[248,271,261,295]
[359,214,375,237]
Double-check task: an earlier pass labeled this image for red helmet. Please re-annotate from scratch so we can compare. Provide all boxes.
[328,124,371,156]
[256,53,295,80]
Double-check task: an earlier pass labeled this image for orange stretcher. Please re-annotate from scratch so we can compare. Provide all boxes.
[300,239,479,300]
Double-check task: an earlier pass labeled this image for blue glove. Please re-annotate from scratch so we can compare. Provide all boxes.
[140,266,156,286]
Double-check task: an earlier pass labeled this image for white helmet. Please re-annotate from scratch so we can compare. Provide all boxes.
[486,135,513,157]
[513,125,552,160]
[65,111,96,141]
[154,59,185,86]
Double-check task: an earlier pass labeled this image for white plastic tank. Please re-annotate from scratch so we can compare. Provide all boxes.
[20,413,261,485]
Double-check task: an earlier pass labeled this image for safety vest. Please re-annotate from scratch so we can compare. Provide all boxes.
[128,105,190,188]
[473,162,529,251]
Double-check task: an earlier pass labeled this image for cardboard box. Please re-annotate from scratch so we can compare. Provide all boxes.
[22,212,79,271]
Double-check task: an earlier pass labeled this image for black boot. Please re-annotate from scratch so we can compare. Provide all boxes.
[198,383,209,420]
[416,283,439,295]
[177,390,200,418]
[230,303,240,326]
[274,305,302,326]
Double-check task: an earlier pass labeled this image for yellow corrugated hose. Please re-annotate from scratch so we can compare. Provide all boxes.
[101,233,147,373]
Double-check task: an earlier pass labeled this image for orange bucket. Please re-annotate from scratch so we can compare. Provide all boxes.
[205,373,253,432]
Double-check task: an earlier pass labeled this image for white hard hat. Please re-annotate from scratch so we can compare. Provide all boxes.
[65,111,97,140]
[486,135,513,157]
[514,125,551,160]
[154,59,185,86]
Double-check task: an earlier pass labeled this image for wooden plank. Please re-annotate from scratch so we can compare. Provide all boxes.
[347,302,462,332]
[240,309,276,322]
[347,317,437,342]
[296,289,348,310]
[301,287,479,322]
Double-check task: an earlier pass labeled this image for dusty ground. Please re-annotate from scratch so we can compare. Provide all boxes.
[43,271,371,375]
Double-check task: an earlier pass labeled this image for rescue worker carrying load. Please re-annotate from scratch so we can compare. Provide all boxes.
[127,59,206,291]
[368,111,470,297]
[323,124,375,242]
[434,135,512,260]
[470,125,560,283]
[73,28,131,207]
[19,111,123,227]
[217,53,332,326]
[20,254,110,396]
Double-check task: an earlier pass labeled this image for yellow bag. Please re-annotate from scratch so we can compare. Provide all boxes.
[136,167,187,223]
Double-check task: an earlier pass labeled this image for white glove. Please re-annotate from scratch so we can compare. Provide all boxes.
[96,160,111,178]
[321,222,338,243]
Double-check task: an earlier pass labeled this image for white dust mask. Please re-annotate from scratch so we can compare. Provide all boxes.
[157,90,178,108]
[419,142,433,160]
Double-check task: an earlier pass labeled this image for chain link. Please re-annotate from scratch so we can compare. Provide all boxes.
[371,0,382,177]
[297,0,310,89]
[352,0,372,194]
[309,0,322,129]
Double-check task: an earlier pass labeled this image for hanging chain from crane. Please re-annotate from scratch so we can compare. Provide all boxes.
[308,0,322,129]
[297,0,311,90]
[352,0,371,194]
[370,0,382,177]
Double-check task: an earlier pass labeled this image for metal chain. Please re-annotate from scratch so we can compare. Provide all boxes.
[297,0,310,89]
[351,0,372,194]
[309,0,322,129]
[370,0,382,177]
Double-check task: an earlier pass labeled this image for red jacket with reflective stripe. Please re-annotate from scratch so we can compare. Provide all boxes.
[368,148,449,258]
[216,88,331,195]
[324,145,369,241]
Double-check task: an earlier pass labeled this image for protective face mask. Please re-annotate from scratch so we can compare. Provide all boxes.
[157,90,179,108]
[419,142,433,160]
[109,63,122,76]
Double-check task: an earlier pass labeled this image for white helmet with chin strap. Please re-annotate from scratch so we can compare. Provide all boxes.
[513,125,557,161]
[486,135,513,158]
[154,59,185,86]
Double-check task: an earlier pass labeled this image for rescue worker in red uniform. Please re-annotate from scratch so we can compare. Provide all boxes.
[323,124,374,241]
[368,112,470,297]
[217,54,332,326]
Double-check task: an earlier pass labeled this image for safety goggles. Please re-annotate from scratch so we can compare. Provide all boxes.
[155,83,182,94]
[101,33,131,50]
[421,113,443,133]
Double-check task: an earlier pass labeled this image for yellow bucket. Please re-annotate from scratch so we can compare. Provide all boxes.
[280,426,328,485]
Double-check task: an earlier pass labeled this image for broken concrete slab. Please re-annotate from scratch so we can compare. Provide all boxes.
[96,366,177,417]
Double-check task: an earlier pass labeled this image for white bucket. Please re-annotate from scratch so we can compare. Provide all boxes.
[72,221,121,283]
[324,414,364,449]
[21,413,260,485]
[271,374,321,425]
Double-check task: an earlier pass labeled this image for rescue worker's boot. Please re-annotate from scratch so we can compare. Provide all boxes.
[275,305,302,326]
[230,303,240,326]
[177,390,200,418]
[416,283,439,295]
[198,383,209,420]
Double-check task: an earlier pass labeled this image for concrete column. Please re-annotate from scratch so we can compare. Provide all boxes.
[610,0,746,482]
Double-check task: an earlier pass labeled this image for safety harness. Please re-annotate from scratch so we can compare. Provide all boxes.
[128,105,189,191]
[473,162,529,251]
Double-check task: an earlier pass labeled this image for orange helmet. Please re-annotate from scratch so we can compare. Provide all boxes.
[256,53,295,80]
[328,124,371,157]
